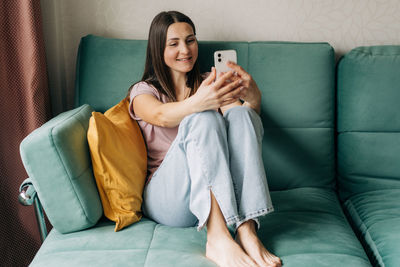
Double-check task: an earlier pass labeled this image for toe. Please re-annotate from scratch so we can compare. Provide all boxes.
[273,256,282,266]
[263,254,281,267]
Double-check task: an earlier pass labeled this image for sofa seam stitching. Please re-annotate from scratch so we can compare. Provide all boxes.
[339,129,400,133]
[50,128,90,221]
[73,111,93,179]
[143,224,157,267]
[280,251,371,263]
[21,105,86,230]
[351,49,400,57]
[346,199,384,266]
[344,173,400,183]
[49,105,93,224]
[272,210,348,220]
[266,126,333,129]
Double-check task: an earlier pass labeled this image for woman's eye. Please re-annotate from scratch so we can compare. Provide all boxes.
[187,39,195,43]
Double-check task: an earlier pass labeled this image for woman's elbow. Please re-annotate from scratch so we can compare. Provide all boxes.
[154,111,177,128]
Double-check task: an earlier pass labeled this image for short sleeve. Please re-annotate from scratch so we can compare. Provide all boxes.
[129,82,160,120]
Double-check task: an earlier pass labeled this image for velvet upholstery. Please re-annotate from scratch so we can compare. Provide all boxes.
[21,35,400,267]
[75,36,147,112]
[20,104,102,234]
[345,190,400,266]
[249,42,335,190]
[337,46,400,267]
[30,188,370,267]
[76,35,336,191]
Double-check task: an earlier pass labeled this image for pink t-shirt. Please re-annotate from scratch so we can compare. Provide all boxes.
[129,81,179,183]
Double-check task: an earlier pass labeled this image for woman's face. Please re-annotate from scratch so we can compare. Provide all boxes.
[164,22,198,76]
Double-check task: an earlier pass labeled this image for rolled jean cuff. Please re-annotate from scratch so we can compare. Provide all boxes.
[235,206,275,231]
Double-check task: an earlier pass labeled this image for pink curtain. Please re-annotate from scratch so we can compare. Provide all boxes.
[0,1,51,265]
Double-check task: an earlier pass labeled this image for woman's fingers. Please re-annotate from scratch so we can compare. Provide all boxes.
[220,71,241,86]
[214,70,235,88]
[220,86,245,104]
[221,97,240,106]
[227,61,250,79]
[219,85,244,105]
[218,78,243,97]
[203,67,216,85]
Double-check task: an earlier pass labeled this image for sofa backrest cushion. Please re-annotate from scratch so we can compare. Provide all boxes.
[20,104,103,234]
[250,42,335,190]
[75,35,147,113]
[337,46,400,200]
[75,35,335,191]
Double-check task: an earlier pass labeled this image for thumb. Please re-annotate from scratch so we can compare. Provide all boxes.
[204,67,216,85]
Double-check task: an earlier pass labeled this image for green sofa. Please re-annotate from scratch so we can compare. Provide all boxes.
[18,35,400,266]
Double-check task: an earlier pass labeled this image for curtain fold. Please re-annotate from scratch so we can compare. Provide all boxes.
[0,1,51,266]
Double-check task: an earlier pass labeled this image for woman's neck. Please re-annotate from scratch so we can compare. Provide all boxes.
[170,71,189,100]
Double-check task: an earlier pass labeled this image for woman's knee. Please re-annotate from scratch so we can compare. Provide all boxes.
[224,105,256,120]
[142,179,198,228]
[143,201,198,228]
[224,106,264,139]
[181,110,225,131]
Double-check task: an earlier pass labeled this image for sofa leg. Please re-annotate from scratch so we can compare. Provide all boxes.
[33,197,47,242]
[19,178,48,242]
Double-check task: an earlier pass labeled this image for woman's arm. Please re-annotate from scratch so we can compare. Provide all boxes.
[133,94,195,128]
[133,68,244,128]
[219,98,261,115]
[221,61,262,114]
[218,61,262,115]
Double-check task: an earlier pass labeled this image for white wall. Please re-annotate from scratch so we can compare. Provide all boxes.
[40,0,400,114]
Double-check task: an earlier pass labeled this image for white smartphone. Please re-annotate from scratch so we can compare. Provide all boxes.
[214,50,237,78]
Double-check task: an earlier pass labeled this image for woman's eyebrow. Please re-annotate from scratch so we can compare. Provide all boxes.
[167,34,195,41]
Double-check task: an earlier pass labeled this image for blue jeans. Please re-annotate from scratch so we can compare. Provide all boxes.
[142,106,274,231]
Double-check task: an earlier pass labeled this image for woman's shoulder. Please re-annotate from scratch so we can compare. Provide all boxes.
[130,81,160,98]
[128,81,161,120]
[130,81,156,92]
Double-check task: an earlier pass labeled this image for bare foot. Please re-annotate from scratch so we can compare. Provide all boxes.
[236,220,282,267]
[206,235,259,267]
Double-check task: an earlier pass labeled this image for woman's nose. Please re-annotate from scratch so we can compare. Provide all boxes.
[179,43,190,54]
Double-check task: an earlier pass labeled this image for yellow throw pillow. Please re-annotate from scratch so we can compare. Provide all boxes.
[87,98,147,231]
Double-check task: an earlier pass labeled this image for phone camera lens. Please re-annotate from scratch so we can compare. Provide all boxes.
[218,58,221,62]
[218,53,221,57]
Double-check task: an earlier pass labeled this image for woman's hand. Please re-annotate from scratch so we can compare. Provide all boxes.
[189,67,245,113]
[225,61,262,113]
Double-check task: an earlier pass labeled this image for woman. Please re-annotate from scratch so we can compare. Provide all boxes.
[129,11,282,267]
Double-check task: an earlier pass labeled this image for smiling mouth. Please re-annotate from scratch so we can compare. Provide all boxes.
[176,57,192,62]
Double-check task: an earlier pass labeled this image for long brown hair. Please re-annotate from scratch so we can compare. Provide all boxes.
[138,11,202,102]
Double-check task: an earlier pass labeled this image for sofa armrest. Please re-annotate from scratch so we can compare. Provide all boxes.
[19,178,47,242]
[19,104,103,234]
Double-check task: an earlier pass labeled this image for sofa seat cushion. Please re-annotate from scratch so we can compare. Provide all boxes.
[260,187,371,267]
[30,188,370,267]
[344,189,400,267]
[30,217,215,267]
